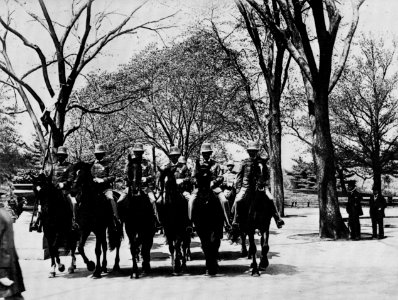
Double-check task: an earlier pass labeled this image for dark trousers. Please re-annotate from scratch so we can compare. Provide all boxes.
[348,215,361,239]
[371,216,384,238]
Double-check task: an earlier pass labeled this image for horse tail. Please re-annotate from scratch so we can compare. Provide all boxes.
[108,223,123,251]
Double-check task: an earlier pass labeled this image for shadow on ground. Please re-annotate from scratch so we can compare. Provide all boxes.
[287,232,376,242]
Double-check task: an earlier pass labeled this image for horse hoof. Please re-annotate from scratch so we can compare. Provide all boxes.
[87,261,95,272]
[93,271,102,278]
[131,273,139,279]
[251,269,260,276]
[102,266,108,273]
[259,259,269,270]
[112,265,121,273]
[68,267,75,274]
[250,262,255,268]
[58,264,65,272]
[48,271,56,278]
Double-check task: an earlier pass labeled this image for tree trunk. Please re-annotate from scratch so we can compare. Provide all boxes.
[268,94,284,216]
[314,90,348,239]
[372,161,382,193]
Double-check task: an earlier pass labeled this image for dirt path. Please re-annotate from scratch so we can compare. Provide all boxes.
[15,207,398,300]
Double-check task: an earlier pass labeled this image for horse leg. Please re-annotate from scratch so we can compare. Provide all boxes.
[241,233,248,258]
[208,234,220,276]
[259,230,270,271]
[93,231,104,278]
[113,243,121,273]
[68,232,78,273]
[129,233,139,279]
[248,232,259,276]
[48,244,57,278]
[78,230,95,272]
[185,235,192,261]
[181,236,188,272]
[101,233,108,273]
[168,238,176,274]
[141,231,153,275]
[174,238,183,274]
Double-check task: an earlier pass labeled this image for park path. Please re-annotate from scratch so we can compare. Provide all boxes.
[13,207,398,300]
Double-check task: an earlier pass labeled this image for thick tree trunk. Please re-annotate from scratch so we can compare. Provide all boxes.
[372,161,382,193]
[314,90,348,239]
[268,94,284,216]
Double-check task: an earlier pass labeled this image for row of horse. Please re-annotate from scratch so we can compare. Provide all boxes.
[31,161,274,278]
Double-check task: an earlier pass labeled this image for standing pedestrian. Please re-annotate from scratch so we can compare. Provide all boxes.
[346,180,363,240]
[370,186,387,239]
[0,206,25,300]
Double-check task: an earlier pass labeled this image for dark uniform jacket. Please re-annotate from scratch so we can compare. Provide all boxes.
[369,194,387,218]
[125,155,154,193]
[51,161,73,191]
[169,163,192,193]
[0,207,25,298]
[236,157,269,193]
[91,158,115,191]
[346,189,363,217]
[193,158,223,192]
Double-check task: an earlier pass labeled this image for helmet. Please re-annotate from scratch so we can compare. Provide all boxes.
[56,146,68,156]
[226,160,234,167]
[94,143,107,154]
[169,146,181,156]
[200,142,213,153]
[132,142,145,152]
[247,141,260,151]
[178,156,187,164]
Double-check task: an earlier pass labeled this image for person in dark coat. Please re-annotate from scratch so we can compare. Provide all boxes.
[346,180,363,240]
[370,186,387,239]
[0,206,25,300]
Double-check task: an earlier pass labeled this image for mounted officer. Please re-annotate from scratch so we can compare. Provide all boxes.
[346,180,363,240]
[90,143,119,226]
[47,146,77,229]
[164,147,192,200]
[188,142,232,231]
[222,160,236,209]
[370,186,387,239]
[118,142,160,227]
[232,141,284,230]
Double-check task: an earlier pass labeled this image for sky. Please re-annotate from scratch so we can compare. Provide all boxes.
[1,0,398,170]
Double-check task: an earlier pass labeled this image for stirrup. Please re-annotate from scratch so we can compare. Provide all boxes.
[276,219,285,229]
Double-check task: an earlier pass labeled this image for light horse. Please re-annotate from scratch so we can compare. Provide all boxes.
[156,165,191,274]
[231,159,273,276]
[191,159,225,276]
[113,156,156,278]
[70,161,121,278]
[31,173,78,277]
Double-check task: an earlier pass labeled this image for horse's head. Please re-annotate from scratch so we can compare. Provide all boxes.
[70,161,93,196]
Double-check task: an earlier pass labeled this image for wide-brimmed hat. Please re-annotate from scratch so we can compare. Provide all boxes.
[226,160,235,166]
[200,142,213,153]
[94,143,107,154]
[178,156,187,164]
[132,142,145,152]
[56,146,68,156]
[169,146,181,156]
[247,141,260,151]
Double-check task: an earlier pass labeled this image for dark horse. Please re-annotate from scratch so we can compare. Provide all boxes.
[70,161,120,278]
[31,173,78,277]
[192,160,224,276]
[113,159,156,279]
[157,165,191,274]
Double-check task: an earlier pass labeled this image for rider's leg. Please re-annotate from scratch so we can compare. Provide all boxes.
[116,187,129,204]
[188,189,198,221]
[147,190,162,229]
[265,188,284,228]
[232,187,247,226]
[105,190,119,221]
[215,190,232,229]
[66,193,77,223]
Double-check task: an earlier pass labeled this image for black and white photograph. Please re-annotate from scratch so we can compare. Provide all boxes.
[0,0,397,299]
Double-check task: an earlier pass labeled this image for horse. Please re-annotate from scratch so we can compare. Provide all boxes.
[31,173,78,277]
[191,160,225,276]
[113,159,156,279]
[70,161,121,278]
[156,165,191,274]
[231,188,273,276]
